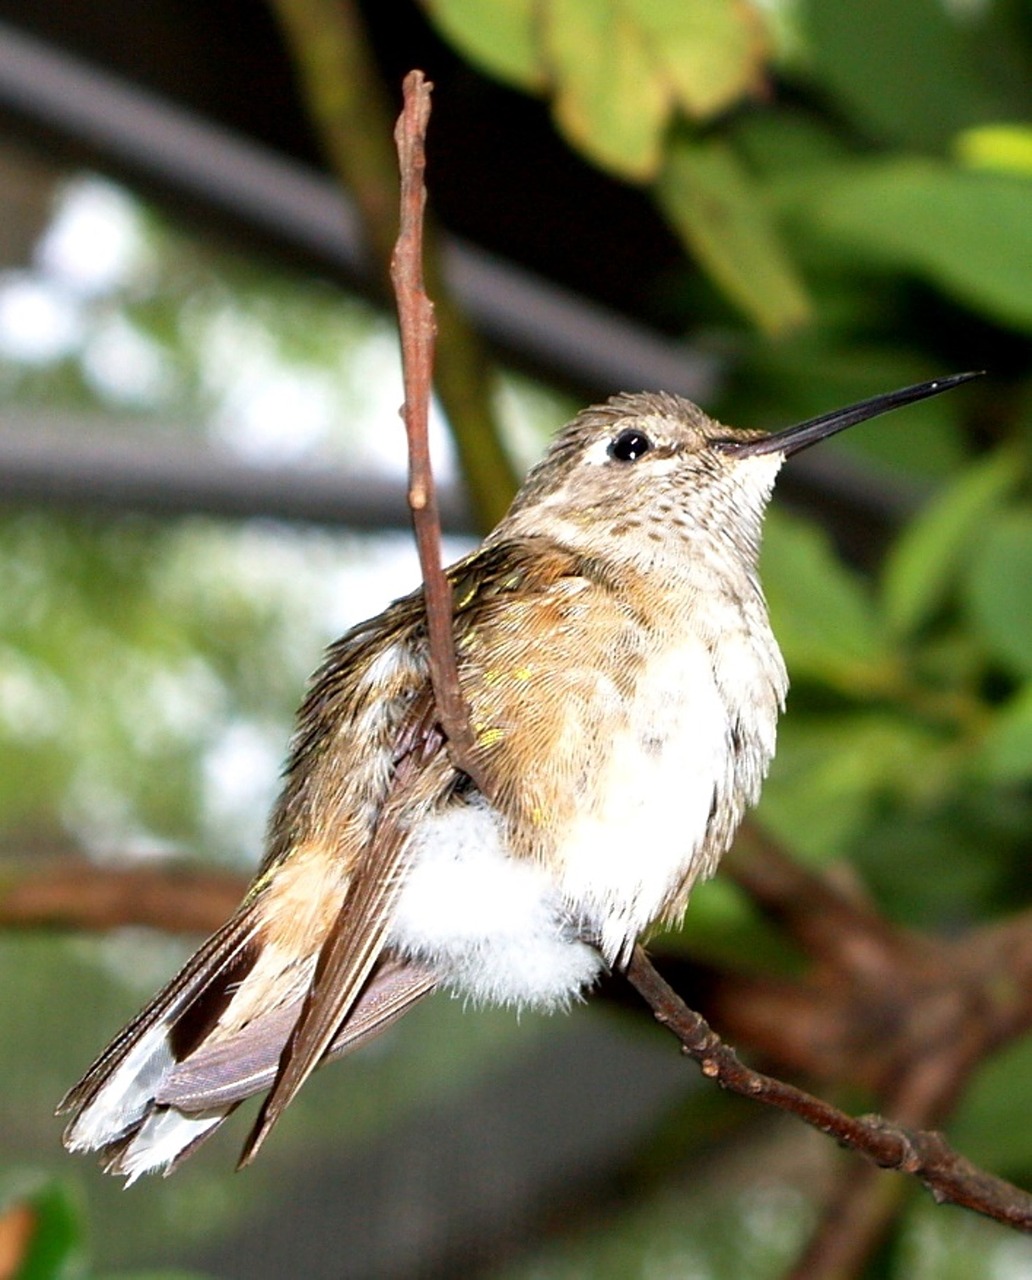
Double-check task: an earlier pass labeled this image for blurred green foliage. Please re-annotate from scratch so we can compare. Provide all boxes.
[3,0,1032,1275]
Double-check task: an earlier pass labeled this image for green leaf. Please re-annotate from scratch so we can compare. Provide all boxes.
[951,1034,1032,1172]
[851,798,1013,929]
[956,124,1032,178]
[422,0,544,90]
[757,713,940,861]
[759,508,893,692]
[656,136,810,334]
[881,449,1020,639]
[975,683,1032,783]
[732,109,846,181]
[790,159,1032,333]
[963,508,1032,679]
[623,0,768,119]
[536,0,771,180]
[425,0,770,158]
[802,0,1003,149]
[542,0,672,179]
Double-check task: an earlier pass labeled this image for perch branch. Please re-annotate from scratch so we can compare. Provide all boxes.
[0,861,244,934]
[625,944,1032,1233]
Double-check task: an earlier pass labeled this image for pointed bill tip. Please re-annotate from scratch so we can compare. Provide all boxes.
[717,370,985,460]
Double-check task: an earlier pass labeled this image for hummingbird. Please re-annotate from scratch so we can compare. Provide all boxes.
[59,372,978,1181]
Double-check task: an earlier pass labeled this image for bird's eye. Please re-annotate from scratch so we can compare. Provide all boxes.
[608,429,652,462]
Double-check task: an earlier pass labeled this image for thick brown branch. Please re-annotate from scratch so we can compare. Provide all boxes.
[626,945,1032,1233]
[0,861,245,934]
[389,71,495,802]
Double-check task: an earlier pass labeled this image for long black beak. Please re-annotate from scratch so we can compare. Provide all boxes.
[716,371,983,459]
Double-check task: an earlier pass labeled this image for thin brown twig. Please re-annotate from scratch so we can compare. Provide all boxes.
[269,0,519,528]
[389,70,494,801]
[625,944,1032,1233]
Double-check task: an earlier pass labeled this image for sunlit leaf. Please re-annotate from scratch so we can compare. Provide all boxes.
[426,0,771,181]
[881,449,1020,639]
[656,136,810,334]
[542,0,672,179]
[623,0,768,119]
[422,0,545,90]
[956,124,1032,178]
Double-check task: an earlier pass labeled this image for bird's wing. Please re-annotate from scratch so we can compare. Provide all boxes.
[61,536,611,1179]
[236,691,450,1167]
[60,601,447,1178]
[158,951,437,1111]
[232,545,587,1163]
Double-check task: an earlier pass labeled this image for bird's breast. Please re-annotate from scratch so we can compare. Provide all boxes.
[388,583,783,1008]
[554,634,741,962]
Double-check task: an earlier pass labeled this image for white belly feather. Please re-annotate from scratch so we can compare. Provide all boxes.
[388,801,604,1010]
[389,637,757,1010]
[557,639,732,963]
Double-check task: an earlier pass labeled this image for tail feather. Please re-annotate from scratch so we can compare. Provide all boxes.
[59,912,260,1178]
[59,913,256,1125]
[101,1107,232,1186]
[60,941,436,1180]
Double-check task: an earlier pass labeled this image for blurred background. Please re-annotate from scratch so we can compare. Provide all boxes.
[0,2,1031,1277]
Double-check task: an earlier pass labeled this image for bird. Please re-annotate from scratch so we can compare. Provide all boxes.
[59,372,979,1182]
